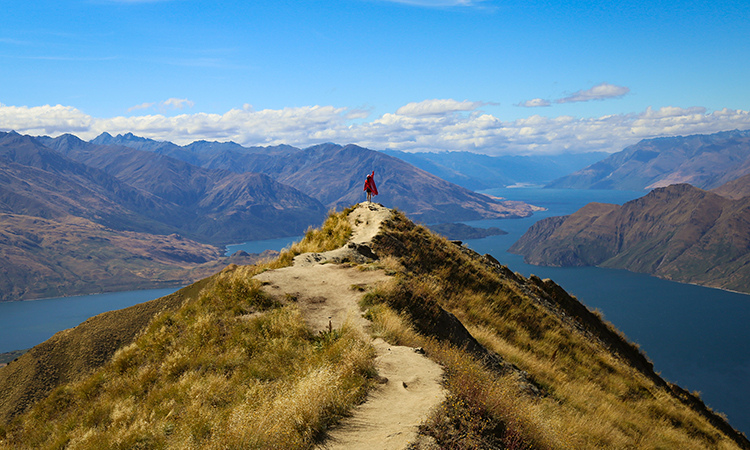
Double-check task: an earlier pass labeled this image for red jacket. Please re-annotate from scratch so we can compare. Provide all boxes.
[363,171,378,195]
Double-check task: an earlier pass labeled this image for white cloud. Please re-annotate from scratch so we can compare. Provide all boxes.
[516,98,552,108]
[555,82,631,104]
[161,98,194,110]
[1,101,749,156]
[127,102,155,112]
[395,99,483,117]
[0,103,93,136]
[127,98,194,114]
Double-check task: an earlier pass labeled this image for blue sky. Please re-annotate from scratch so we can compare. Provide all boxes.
[1,0,749,155]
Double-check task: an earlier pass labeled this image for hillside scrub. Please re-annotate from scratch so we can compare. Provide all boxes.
[1,208,367,450]
[367,210,747,449]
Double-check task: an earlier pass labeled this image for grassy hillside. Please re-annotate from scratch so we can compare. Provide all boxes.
[1,207,747,449]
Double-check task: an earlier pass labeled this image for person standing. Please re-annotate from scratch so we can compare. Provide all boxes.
[363,170,378,202]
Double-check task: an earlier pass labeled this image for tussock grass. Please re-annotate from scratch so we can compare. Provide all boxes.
[368,210,745,450]
[274,207,354,267]
[365,303,562,450]
[1,207,376,450]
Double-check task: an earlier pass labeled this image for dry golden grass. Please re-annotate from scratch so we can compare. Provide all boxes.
[1,207,374,450]
[366,210,745,450]
[273,207,354,268]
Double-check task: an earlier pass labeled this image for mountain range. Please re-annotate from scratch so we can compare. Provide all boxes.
[383,149,608,190]
[547,129,750,191]
[38,133,326,244]
[510,178,750,294]
[0,135,279,300]
[92,133,541,223]
[0,131,540,301]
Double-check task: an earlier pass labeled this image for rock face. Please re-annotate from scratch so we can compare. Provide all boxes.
[547,129,750,191]
[510,182,750,293]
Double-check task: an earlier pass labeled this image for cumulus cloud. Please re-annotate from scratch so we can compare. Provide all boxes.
[555,82,630,104]
[1,101,749,156]
[0,103,94,136]
[516,98,552,108]
[395,99,483,117]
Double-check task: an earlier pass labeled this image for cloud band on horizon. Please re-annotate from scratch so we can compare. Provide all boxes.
[0,101,748,156]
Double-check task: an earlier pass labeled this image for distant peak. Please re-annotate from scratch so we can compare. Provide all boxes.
[90,132,114,145]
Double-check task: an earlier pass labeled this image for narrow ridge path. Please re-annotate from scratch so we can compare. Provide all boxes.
[253,203,445,450]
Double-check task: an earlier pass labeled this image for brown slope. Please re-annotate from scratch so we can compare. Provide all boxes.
[712,172,750,200]
[510,183,750,293]
[0,132,181,235]
[0,213,273,301]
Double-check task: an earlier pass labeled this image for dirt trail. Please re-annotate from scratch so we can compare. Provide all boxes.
[254,203,445,450]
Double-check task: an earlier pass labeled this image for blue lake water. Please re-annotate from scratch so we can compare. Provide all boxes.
[1,188,748,434]
[0,288,179,355]
[225,235,303,256]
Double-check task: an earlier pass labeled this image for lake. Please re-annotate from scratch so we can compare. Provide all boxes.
[2,188,748,434]
[0,287,179,355]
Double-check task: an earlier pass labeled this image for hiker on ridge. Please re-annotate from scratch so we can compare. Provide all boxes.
[364,171,378,203]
